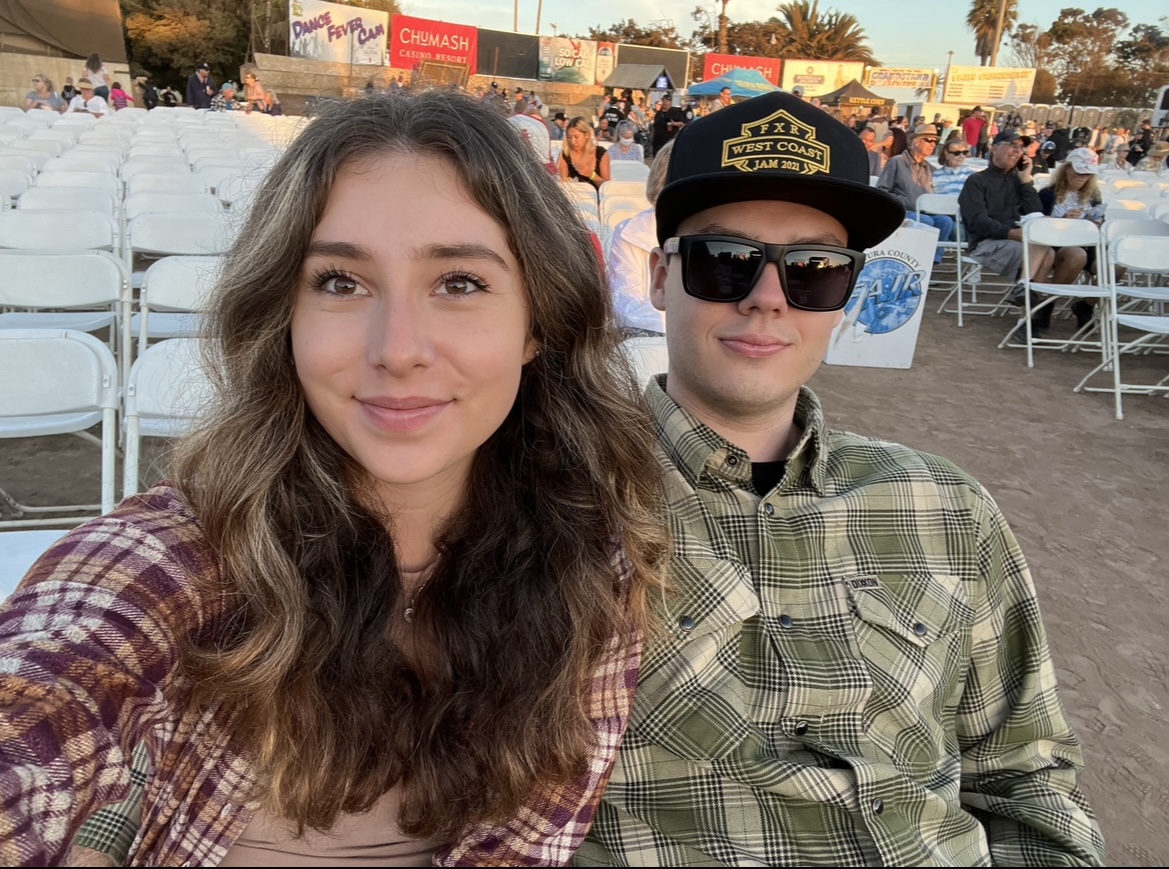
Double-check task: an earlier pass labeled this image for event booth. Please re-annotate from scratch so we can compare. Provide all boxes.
[688,68,780,99]
[816,79,895,119]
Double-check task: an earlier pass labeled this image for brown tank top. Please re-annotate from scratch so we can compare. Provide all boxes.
[217,786,440,867]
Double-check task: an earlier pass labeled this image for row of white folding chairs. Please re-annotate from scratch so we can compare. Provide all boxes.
[0,329,210,530]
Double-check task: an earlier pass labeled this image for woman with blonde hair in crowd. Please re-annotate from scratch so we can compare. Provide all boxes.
[558,116,611,189]
[0,91,667,866]
[24,74,66,113]
[1039,147,1106,329]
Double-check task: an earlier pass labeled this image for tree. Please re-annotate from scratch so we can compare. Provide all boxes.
[769,0,879,64]
[584,18,688,49]
[332,0,400,12]
[121,0,249,89]
[1044,7,1129,104]
[1113,23,1169,105]
[967,0,1017,66]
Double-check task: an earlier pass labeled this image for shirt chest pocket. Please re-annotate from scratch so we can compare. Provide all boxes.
[844,573,974,766]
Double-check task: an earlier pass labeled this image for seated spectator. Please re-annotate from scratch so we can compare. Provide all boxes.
[877,124,953,263]
[549,111,566,141]
[67,79,108,117]
[109,81,134,111]
[1022,134,1050,175]
[242,72,268,114]
[61,76,77,102]
[210,82,242,112]
[859,127,886,177]
[597,117,615,143]
[607,120,644,162]
[24,74,66,113]
[932,137,975,196]
[959,129,1086,334]
[605,140,673,334]
[558,116,610,189]
[1039,148,1106,329]
[264,88,283,116]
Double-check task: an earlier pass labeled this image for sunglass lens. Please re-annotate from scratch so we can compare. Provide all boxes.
[684,239,762,302]
[782,250,856,310]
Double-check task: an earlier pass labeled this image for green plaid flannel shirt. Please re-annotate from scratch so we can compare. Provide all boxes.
[577,377,1104,867]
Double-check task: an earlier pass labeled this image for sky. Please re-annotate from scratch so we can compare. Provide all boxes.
[402,0,1167,71]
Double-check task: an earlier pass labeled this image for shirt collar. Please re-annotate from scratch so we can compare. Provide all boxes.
[645,375,830,495]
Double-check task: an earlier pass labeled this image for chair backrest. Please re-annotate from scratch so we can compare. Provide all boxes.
[197,165,245,195]
[1102,219,1169,245]
[1023,216,1100,248]
[18,187,118,217]
[0,126,25,146]
[603,207,644,238]
[598,180,647,200]
[0,250,126,308]
[34,172,121,195]
[0,329,118,419]
[916,193,960,217]
[609,161,650,182]
[42,155,120,175]
[128,144,184,159]
[1154,203,1169,222]
[141,255,222,311]
[28,128,81,146]
[0,210,117,251]
[0,169,33,202]
[121,158,190,182]
[1109,235,1169,274]
[215,173,264,209]
[125,337,213,436]
[560,181,598,204]
[1106,199,1149,217]
[0,154,38,177]
[126,212,232,257]
[126,173,208,197]
[124,192,223,222]
[7,139,64,158]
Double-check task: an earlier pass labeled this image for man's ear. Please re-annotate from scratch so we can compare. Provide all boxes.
[649,248,669,312]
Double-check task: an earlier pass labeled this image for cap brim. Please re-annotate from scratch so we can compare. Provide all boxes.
[655,174,906,251]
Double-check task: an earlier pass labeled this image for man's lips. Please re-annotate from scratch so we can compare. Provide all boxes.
[719,334,791,358]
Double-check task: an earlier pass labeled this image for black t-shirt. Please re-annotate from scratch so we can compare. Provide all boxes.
[653,107,687,146]
[601,105,624,127]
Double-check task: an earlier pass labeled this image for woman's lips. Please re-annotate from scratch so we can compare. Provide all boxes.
[357,398,451,432]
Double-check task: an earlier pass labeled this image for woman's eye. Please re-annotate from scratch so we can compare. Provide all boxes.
[437,274,487,296]
[322,274,363,295]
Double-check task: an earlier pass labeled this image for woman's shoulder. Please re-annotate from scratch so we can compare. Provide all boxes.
[596,144,609,159]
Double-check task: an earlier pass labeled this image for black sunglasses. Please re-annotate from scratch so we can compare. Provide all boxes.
[948,149,970,156]
[665,235,865,311]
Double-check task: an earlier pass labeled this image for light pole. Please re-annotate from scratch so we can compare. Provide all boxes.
[513,0,519,33]
[944,49,954,101]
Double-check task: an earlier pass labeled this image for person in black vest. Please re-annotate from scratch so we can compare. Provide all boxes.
[652,94,687,155]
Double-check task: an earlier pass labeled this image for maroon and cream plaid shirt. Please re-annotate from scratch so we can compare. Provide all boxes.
[0,487,640,866]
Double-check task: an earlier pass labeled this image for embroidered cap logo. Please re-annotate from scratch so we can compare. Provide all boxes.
[721,109,831,175]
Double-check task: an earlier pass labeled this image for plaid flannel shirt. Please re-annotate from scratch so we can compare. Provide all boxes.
[0,487,639,866]
[577,377,1104,867]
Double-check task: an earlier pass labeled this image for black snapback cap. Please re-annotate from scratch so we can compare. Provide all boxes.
[655,91,905,249]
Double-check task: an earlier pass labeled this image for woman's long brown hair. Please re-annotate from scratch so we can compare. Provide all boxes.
[171,91,667,840]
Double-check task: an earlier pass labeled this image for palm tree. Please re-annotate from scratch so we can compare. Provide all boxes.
[772,0,878,65]
[967,0,1017,66]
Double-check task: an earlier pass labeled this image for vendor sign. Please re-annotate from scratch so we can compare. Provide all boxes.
[290,0,388,66]
[389,14,478,71]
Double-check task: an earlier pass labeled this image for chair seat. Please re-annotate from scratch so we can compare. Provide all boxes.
[129,311,203,339]
[0,529,70,600]
[0,311,117,333]
[1029,282,1109,299]
[1115,314,1169,335]
[0,411,103,438]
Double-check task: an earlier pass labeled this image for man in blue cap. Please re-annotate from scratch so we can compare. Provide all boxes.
[577,91,1104,867]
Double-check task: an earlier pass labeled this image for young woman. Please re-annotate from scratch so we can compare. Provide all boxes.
[23,74,66,113]
[558,116,611,189]
[0,91,666,866]
[1039,148,1105,329]
[84,53,111,101]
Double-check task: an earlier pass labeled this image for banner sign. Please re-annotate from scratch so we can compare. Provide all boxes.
[781,61,864,97]
[826,225,938,369]
[864,67,935,90]
[702,52,781,86]
[289,0,388,66]
[390,14,478,71]
[539,36,610,84]
[942,65,1036,105]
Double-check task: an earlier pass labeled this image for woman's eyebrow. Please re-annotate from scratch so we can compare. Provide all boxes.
[305,240,373,260]
[415,243,510,270]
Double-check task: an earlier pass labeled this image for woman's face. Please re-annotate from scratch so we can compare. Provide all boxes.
[1066,169,1091,191]
[566,127,587,150]
[291,153,536,504]
[32,76,48,93]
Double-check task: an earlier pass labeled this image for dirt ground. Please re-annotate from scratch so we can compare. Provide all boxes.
[3,296,1168,864]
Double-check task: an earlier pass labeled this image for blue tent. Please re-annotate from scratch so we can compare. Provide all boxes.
[688,68,779,98]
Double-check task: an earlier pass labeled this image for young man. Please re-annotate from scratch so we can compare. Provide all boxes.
[578,91,1104,867]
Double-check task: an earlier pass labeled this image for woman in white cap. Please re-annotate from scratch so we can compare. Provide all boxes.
[1039,147,1105,329]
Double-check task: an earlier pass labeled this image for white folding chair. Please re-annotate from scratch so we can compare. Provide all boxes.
[126,173,208,197]
[598,180,647,200]
[1074,236,1169,419]
[197,165,244,195]
[0,169,33,207]
[0,210,118,252]
[28,128,82,147]
[0,530,70,600]
[999,217,1106,367]
[7,139,64,159]
[19,187,118,217]
[0,126,26,146]
[123,338,213,497]
[609,161,650,182]
[121,158,191,183]
[620,335,669,389]
[34,171,121,196]
[214,172,265,213]
[123,192,223,223]
[560,181,599,205]
[1106,200,1150,218]
[134,255,221,354]
[603,207,643,244]
[916,193,974,325]
[0,329,118,526]
[42,155,121,175]
[0,154,39,177]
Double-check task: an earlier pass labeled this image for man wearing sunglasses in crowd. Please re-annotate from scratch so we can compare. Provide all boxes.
[578,92,1103,867]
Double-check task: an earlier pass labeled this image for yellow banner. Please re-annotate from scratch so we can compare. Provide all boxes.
[942,65,1036,105]
[864,68,935,90]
